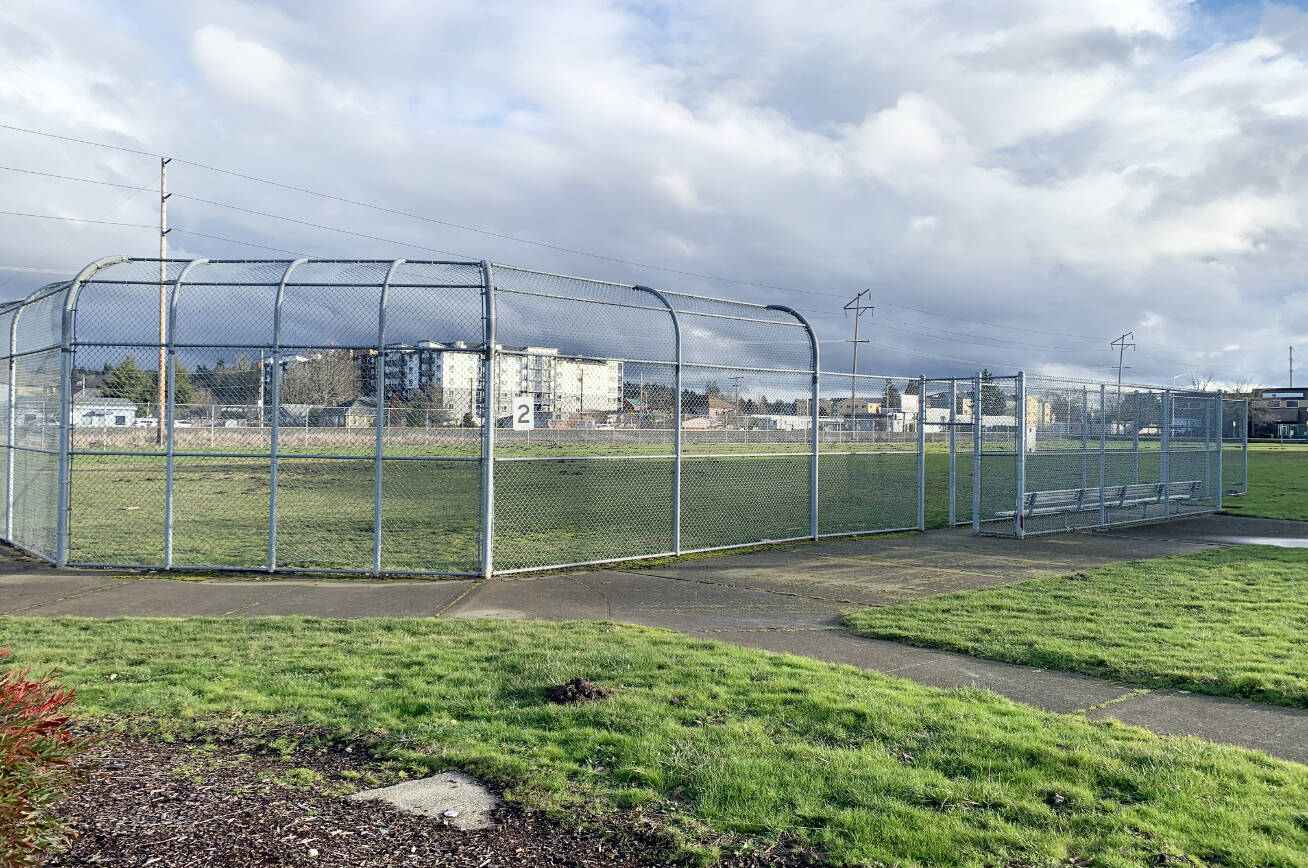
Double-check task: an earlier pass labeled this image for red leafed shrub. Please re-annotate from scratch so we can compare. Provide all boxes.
[0,646,89,866]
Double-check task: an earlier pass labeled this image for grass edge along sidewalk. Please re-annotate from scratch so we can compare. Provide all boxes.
[4,617,1308,867]
[846,545,1308,709]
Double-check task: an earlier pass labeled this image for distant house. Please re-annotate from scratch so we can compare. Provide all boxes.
[341,397,377,429]
[1250,387,1307,438]
[71,395,137,428]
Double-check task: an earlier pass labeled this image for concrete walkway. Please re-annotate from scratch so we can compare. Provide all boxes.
[2,514,1306,764]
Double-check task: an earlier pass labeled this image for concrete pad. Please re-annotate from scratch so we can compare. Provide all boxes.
[696,629,1135,714]
[1100,514,1308,549]
[0,576,134,615]
[348,772,499,830]
[1089,690,1308,765]
[635,527,1215,606]
[228,580,474,618]
[19,579,284,617]
[446,570,845,632]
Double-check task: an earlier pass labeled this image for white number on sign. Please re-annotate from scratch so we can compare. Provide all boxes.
[512,396,534,430]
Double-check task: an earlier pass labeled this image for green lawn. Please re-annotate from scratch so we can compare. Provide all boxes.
[6,617,1308,866]
[846,546,1308,708]
[67,450,927,572]
[1221,443,1308,521]
[53,440,1291,574]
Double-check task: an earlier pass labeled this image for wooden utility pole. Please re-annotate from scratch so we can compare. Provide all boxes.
[843,290,872,438]
[157,157,171,445]
[1110,331,1134,396]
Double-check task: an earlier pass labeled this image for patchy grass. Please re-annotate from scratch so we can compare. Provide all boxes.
[1222,443,1308,521]
[846,546,1308,708]
[4,617,1308,866]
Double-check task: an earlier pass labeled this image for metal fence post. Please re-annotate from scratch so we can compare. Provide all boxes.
[917,375,926,532]
[164,259,208,570]
[1081,386,1088,491]
[479,261,496,579]
[972,372,982,533]
[1161,389,1172,519]
[6,306,20,541]
[373,259,405,574]
[1099,384,1107,526]
[268,259,306,572]
[1014,371,1026,538]
[948,378,957,526]
[56,256,125,567]
[634,285,683,553]
[768,305,819,539]
[1215,390,1223,511]
[1241,398,1248,494]
[1132,392,1140,483]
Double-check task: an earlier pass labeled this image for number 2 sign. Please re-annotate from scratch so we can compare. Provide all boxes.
[512,395,534,430]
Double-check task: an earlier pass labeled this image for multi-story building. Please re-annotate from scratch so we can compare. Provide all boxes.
[1250,387,1307,438]
[357,342,623,425]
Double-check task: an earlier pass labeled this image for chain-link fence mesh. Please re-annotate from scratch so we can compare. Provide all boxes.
[1222,397,1249,497]
[975,375,1227,537]
[0,256,1245,573]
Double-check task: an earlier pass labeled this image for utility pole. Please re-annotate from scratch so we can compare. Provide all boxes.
[1110,331,1135,396]
[157,157,171,446]
[1291,346,1295,388]
[843,289,872,438]
[727,374,744,413]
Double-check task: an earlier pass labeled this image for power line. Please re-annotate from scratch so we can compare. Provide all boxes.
[174,193,470,259]
[866,298,1106,341]
[0,209,154,230]
[0,163,147,190]
[0,122,1278,366]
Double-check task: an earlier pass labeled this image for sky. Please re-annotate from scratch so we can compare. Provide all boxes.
[1,0,1306,388]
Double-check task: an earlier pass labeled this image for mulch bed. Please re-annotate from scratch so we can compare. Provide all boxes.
[45,726,816,867]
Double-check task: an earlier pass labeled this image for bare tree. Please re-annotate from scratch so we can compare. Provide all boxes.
[1230,376,1258,396]
[279,351,361,406]
[1187,372,1216,391]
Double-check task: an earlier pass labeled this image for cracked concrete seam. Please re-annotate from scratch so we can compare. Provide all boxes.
[1073,688,1154,715]
[0,579,136,616]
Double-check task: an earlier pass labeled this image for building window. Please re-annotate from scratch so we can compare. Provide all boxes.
[1287,400,1300,408]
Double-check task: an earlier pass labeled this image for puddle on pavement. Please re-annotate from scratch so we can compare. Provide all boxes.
[1205,536,1308,548]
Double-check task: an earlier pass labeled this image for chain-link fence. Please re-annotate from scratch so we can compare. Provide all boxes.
[974,373,1228,537]
[1222,397,1249,496]
[0,256,1245,574]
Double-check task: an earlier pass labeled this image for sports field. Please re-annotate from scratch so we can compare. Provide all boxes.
[66,443,925,572]
[54,431,1243,572]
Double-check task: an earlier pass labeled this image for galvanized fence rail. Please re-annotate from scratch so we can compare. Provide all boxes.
[0,257,1245,576]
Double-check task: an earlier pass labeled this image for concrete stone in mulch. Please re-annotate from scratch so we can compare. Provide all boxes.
[349,772,500,830]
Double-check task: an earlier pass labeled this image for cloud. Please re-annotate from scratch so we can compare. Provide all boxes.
[0,0,1305,388]
[191,24,302,109]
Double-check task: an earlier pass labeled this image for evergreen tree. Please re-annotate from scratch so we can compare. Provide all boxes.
[101,356,153,411]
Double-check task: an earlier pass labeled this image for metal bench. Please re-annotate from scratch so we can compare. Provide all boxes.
[998,480,1202,520]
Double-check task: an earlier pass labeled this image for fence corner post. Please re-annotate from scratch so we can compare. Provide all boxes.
[917,374,926,532]
[1014,371,1026,539]
[479,261,496,579]
[1215,389,1223,511]
[972,372,982,533]
[1161,388,1172,519]
[1099,384,1107,526]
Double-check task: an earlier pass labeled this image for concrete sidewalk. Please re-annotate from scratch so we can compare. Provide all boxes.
[2,514,1306,764]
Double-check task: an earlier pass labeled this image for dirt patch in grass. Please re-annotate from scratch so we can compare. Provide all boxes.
[546,678,614,704]
[47,725,813,867]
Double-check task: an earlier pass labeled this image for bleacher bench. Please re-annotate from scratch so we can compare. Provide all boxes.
[998,480,1201,520]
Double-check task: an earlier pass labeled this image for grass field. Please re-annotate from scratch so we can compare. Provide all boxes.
[846,546,1308,708]
[5,616,1308,866]
[50,438,1279,573]
[67,448,926,572]
[1221,443,1308,521]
